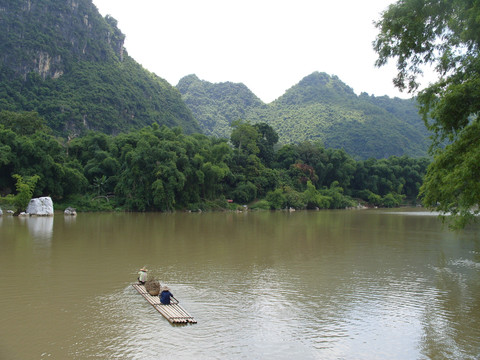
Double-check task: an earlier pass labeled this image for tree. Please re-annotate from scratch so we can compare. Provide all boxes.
[296,141,328,185]
[0,174,40,215]
[253,122,279,167]
[230,120,260,155]
[303,180,331,209]
[266,188,286,209]
[274,144,299,170]
[420,121,480,228]
[374,0,480,228]
[0,111,50,135]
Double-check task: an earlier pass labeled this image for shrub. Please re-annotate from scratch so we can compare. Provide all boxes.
[266,188,286,209]
[232,182,257,204]
[381,193,404,208]
[249,200,271,210]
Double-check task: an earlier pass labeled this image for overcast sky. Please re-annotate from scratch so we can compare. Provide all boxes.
[92,0,427,103]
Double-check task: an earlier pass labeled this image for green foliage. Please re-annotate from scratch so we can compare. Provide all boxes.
[230,120,260,155]
[420,121,480,228]
[381,193,404,208]
[0,0,199,137]
[228,121,279,199]
[0,124,89,198]
[253,122,279,167]
[357,189,404,208]
[0,0,439,213]
[187,198,230,212]
[266,188,287,210]
[303,181,331,209]
[367,191,382,207]
[266,182,353,211]
[374,0,480,227]
[0,111,50,135]
[318,182,355,209]
[62,160,89,196]
[2,174,40,213]
[0,114,430,212]
[351,156,429,202]
[177,75,265,138]
[179,72,430,159]
[111,126,189,211]
[249,200,271,211]
[283,186,307,209]
[231,181,257,204]
[61,193,118,212]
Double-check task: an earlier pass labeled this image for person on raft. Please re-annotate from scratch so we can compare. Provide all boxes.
[160,286,174,305]
[138,267,148,285]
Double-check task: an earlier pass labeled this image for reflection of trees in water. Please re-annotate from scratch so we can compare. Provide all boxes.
[421,252,480,359]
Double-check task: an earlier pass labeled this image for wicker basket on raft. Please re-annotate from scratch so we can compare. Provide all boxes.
[145,279,161,296]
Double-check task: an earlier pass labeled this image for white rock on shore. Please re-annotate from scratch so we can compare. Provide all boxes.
[26,197,54,216]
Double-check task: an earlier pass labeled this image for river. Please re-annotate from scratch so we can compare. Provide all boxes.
[0,209,479,359]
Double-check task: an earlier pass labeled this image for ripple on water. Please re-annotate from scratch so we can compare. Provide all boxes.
[449,258,480,269]
[65,263,479,359]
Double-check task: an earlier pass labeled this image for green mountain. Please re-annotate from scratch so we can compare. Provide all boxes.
[0,0,429,159]
[0,0,200,136]
[177,72,430,159]
[177,74,266,137]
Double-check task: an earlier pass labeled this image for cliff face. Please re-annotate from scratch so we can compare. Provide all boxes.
[0,0,200,136]
[0,0,125,80]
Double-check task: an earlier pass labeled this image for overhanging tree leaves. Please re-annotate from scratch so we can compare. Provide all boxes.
[374,0,480,228]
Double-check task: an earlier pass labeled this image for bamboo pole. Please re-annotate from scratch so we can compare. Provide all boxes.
[132,284,196,324]
[171,304,191,318]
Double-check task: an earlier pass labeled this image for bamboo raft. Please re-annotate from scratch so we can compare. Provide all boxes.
[132,284,197,324]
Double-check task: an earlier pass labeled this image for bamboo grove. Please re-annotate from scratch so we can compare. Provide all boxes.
[0,111,429,213]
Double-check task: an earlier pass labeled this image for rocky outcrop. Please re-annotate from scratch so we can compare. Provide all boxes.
[26,197,54,216]
[0,0,125,81]
[64,207,77,215]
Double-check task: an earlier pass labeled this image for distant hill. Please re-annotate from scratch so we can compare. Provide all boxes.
[0,0,200,136]
[0,0,430,158]
[177,74,266,137]
[177,72,430,159]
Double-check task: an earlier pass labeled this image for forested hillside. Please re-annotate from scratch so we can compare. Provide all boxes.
[177,74,266,138]
[178,72,430,159]
[0,0,429,159]
[0,116,429,213]
[0,0,200,136]
[0,0,433,215]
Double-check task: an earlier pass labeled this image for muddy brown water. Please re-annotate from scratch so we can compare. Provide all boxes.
[0,209,479,359]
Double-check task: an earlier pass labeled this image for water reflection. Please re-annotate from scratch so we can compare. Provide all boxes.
[422,249,480,360]
[0,210,479,359]
[20,216,54,243]
[63,213,77,225]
